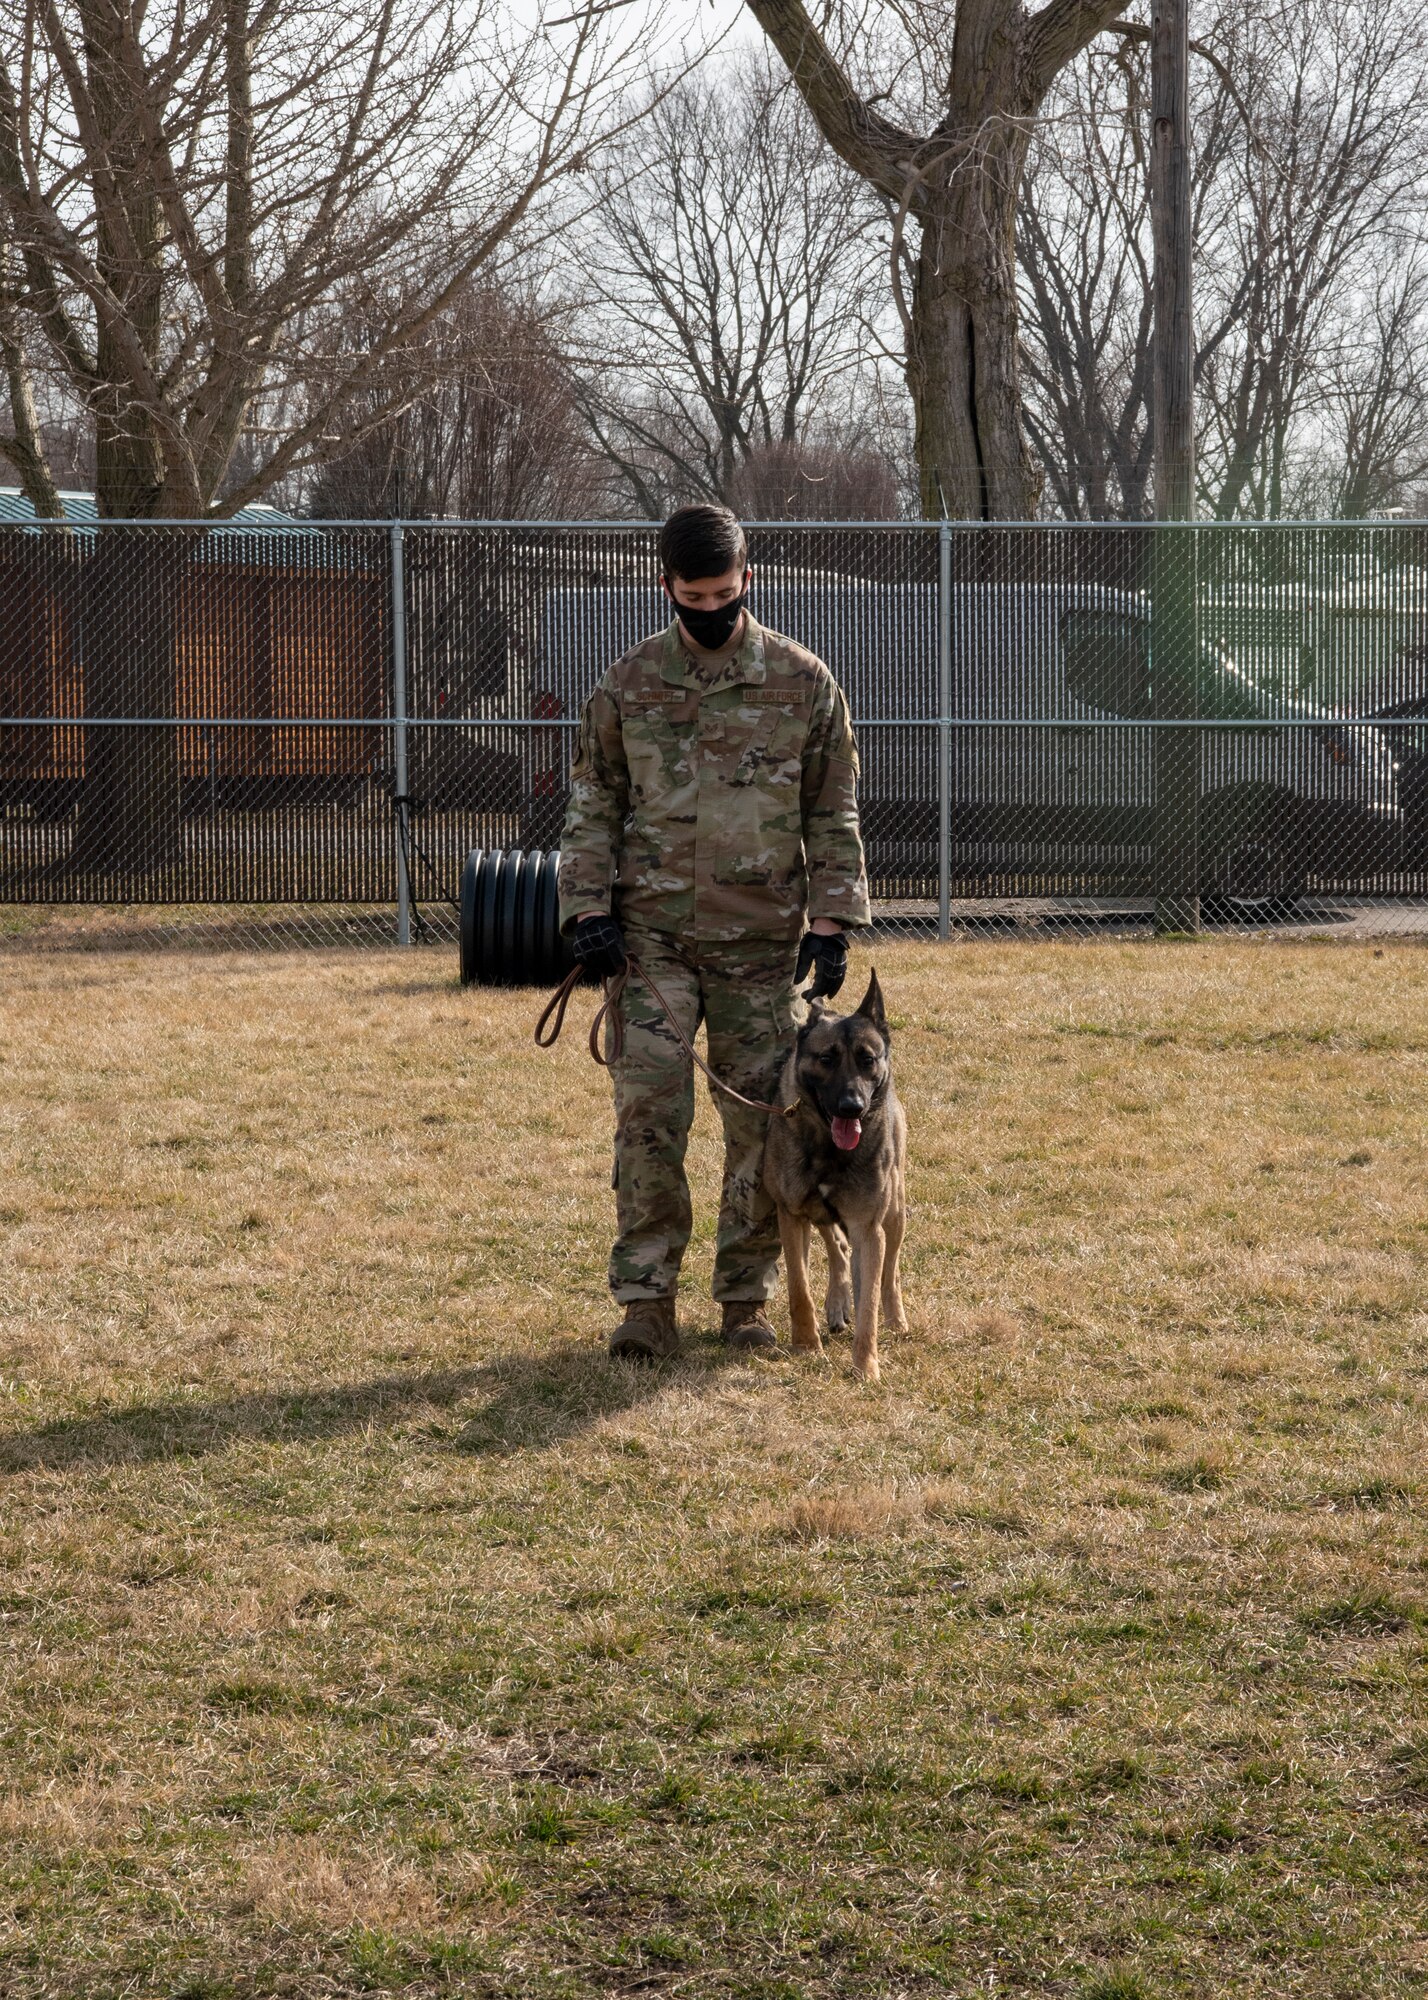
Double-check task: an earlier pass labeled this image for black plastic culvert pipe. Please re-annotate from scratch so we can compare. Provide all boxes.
[459,848,574,987]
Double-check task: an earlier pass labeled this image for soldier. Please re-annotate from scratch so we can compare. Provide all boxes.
[558,503,871,1359]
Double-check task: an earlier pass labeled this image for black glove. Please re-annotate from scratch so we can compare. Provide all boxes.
[572,913,627,981]
[795,928,848,1000]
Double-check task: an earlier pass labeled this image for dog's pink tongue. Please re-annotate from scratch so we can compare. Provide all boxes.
[831,1116,862,1151]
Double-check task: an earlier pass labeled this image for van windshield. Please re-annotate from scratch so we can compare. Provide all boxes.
[1061,610,1314,721]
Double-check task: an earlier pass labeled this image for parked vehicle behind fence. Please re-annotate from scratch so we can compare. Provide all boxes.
[533,580,1401,913]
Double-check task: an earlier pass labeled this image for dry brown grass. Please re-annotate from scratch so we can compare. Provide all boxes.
[1,936,1427,1998]
[235,1836,441,1933]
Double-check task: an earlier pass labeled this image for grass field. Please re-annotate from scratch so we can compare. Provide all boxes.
[1,937,1426,1999]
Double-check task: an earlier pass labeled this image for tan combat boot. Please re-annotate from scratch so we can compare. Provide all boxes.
[720,1300,780,1354]
[608,1296,679,1362]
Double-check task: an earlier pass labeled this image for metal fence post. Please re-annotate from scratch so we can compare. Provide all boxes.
[937,519,951,941]
[1152,524,1201,932]
[390,520,412,947]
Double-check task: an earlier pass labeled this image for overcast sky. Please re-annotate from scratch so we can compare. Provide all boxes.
[500,0,759,68]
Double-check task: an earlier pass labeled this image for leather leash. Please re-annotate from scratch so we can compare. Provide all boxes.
[535,956,798,1120]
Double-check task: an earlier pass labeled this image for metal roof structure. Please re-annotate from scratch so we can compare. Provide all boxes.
[0,488,294,527]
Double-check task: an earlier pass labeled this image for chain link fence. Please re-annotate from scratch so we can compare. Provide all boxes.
[5,517,1428,955]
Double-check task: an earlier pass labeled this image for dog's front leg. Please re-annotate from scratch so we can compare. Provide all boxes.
[849,1222,884,1382]
[818,1223,852,1334]
[881,1184,908,1335]
[778,1209,822,1353]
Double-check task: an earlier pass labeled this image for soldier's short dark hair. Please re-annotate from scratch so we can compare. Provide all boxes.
[659,504,748,583]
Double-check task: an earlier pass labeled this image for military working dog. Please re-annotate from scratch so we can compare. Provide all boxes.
[763,969,907,1382]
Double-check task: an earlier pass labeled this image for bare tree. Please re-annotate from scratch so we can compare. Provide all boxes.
[1016,0,1428,521]
[740,0,1132,519]
[0,0,678,520]
[575,50,890,517]
[1325,264,1428,520]
[1189,0,1428,519]
[728,437,901,518]
[304,284,606,519]
[1018,43,1154,518]
[0,0,680,872]
[0,234,64,515]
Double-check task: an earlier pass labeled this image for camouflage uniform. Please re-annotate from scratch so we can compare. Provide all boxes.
[558,615,870,1304]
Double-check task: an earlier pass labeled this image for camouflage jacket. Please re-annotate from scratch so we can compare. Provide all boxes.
[558,616,871,943]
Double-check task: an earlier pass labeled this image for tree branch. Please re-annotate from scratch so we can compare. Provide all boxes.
[1029,0,1140,95]
[739,0,917,204]
[0,244,63,517]
[0,47,99,388]
[1107,17,1266,156]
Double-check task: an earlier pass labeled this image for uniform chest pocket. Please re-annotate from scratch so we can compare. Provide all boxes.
[711,703,803,784]
[728,708,780,784]
[709,703,806,887]
[623,697,697,800]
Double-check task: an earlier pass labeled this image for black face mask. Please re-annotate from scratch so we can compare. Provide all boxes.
[667,581,747,652]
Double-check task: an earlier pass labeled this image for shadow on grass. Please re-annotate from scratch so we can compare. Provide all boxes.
[451,1338,744,1459]
[0,1341,739,1475]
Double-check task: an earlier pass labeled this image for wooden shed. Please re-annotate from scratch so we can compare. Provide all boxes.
[0,496,389,814]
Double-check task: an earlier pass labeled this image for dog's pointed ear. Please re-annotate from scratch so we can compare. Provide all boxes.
[854,968,888,1037]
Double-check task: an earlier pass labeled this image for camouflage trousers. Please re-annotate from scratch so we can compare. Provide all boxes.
[606,925,800,1304]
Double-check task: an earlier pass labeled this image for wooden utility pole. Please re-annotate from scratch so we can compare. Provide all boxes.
[1150,0,1200,933]
[1151,0,1195,520]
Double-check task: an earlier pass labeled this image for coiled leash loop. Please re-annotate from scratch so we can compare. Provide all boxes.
[535,957,798,1119]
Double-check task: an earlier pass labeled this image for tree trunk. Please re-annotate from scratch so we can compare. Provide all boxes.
[741,0,1134,520]
[68,0,183,877]
[71,437,187,877]
[70,531,185,882]
[910,159,1040,518]
[899,2,1044,521]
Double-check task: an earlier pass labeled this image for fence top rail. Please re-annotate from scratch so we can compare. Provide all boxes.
[8,516,1428,532]
[1,516,922,531]
[0,714,1388,730]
